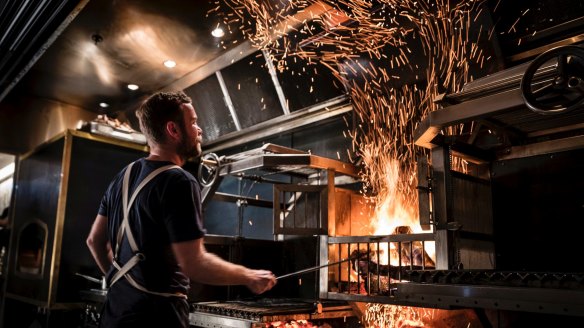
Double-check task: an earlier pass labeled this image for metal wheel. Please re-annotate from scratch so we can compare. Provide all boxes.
[520,45,584,115]
[197,153,220,188]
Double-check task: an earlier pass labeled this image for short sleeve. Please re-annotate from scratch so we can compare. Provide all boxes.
[161,172,206,243]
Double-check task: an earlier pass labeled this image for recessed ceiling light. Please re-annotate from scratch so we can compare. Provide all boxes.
[211,27,225,38]
[99,102,109,108]
[164,60,176,68]
[127,84,139,90]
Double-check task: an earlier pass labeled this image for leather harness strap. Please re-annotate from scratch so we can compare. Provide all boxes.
[109,161,187,299]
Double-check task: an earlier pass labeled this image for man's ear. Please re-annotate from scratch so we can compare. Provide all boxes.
[166,121,181,140]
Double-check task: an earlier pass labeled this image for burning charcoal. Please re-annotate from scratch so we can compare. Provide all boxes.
[392,226,436,268]
[350,248,433,280]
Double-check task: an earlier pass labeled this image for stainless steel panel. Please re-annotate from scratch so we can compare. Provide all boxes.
[394,283,584,317]
[189,312,256,328]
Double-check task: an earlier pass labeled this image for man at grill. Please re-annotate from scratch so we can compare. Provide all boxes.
[86,91,277,328]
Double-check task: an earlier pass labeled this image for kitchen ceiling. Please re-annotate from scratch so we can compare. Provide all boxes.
[1,0,245,115]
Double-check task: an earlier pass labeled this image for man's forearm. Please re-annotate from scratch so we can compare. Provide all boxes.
[89,243,112,274]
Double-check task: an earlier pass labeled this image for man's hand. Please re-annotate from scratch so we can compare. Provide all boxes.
[245,269,277,294]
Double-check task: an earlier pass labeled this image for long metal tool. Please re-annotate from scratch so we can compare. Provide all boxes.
[276,258,351,280]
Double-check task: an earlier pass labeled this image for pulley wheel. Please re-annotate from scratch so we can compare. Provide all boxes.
[197,152,220,188]
[520,45,584,115]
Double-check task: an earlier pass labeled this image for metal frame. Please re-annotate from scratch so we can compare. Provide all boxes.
[216,151,360,179]
[319,235,584,317]
[201,143,361,239]
[273,184,328,235]
[320,234,437,302]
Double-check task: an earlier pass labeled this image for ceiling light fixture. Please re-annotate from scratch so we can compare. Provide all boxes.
[91,33,103,45]
[99,102,109,108]
[127,84,139,90]
[211,26,225,38]
[164,60,176,68]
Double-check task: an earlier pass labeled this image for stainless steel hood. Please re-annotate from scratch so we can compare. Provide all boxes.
[0,0,350,155]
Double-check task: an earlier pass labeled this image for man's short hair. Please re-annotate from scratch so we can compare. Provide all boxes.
[136,91,192,144]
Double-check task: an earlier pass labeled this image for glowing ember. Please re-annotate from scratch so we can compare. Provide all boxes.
[267,320,320,328]
[365,304,429,327]
[364,304,484,328]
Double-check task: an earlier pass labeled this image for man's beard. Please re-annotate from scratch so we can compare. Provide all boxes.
[177,125,201,160]
[178,137,201,160]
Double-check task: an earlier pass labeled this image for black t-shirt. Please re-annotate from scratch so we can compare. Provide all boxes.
[98,158,205,296]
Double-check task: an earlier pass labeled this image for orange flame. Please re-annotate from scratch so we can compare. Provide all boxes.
[364,159,435,266]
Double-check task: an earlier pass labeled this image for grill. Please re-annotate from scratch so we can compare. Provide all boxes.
[189,299,354,328]
[320,235,584,315]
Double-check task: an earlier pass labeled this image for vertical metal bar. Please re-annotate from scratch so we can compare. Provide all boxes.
[366,243,370,294]
[326,169,335,236]
[237,177,243,237]
[376,241,380,294]
[273,188,280,233]
[314,235,319,300]
[319,235,328,299]
[261,50,290,115]
[356,243,360,295]
[49,131,73,305]
[304,192,308,229]
[397,241,402,281]
[386,241,390,283]
[417,156,432,230]
[432,146,454,269]
[337,241,342,293]
[346,242,351,294]
[293,192,297,229]
[422,240,426,270]
[215,71,242,130]
[409,241,414,270]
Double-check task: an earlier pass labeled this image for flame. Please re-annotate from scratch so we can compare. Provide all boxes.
[363,158,435,266]
[370,159,419,238]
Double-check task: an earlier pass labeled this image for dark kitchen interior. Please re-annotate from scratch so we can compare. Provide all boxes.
[1,0,584,327]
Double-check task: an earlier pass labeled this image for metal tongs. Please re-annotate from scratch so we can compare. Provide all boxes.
[276,258,351,280]
[75,272,107,290]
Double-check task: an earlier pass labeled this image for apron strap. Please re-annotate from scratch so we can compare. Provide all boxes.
[109,161,185,299]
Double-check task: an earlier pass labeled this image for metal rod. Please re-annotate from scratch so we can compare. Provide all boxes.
[75,272,101,284]
[201,158,218,166]
[276,258,351,280]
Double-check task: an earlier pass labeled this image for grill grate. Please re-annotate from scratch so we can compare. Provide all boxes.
[189,299,355,328]
[405,270,584,290]
[191,299,318,321]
